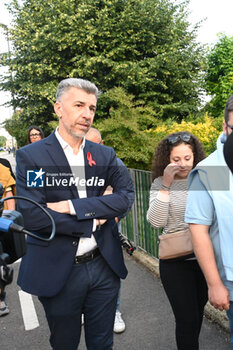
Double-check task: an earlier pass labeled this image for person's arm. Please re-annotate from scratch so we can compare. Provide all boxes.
[186,171,230,311]
[47,152,135,220]
[16,146,134,236]
[4,189,16,210]
[147,186,169,228]
[16,148,93,237]
[190,223,230,311]
[147,163,181,228]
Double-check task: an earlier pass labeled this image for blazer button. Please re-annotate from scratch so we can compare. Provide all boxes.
[72,241,78,246]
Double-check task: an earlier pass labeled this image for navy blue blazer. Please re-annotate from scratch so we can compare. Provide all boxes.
[16,132,135,297]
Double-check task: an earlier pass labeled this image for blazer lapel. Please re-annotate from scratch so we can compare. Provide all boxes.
[44,133,79,198]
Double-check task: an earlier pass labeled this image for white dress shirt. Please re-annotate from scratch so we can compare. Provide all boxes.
[55,128,97,255]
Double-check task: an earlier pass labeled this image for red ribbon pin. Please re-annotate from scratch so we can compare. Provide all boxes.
[87,152,96,167]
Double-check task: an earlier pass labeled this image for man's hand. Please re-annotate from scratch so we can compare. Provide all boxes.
[208,281,230,311]
[47,201,70,214]
[97,219,107,226]
[103,186,113,196]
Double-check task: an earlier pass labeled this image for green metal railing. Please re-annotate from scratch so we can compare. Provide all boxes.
[121,169,161,259]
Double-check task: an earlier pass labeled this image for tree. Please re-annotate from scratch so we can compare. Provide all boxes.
[205,34,233,117]
[0,136,6,147]
[4,110,29,147]
[0,0,206,133]
[95,87,159,169]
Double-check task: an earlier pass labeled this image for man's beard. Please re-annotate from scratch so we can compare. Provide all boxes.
[63,120,91,139]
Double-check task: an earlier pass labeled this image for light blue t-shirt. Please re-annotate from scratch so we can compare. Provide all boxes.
[185,172,233,301]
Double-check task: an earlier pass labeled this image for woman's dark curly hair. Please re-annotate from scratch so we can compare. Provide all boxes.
[151,131,206,181]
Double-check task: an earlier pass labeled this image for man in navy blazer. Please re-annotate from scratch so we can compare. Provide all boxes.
[16,78,135,350]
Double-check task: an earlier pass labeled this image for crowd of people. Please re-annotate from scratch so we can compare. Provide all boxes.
[1,78,233,350]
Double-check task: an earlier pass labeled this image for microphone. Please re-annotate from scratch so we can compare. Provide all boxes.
[0,195,56,242]
[0,217,25,234]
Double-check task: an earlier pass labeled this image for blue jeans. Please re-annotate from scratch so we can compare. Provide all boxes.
[116,281,121,311]
[227,301,233,350]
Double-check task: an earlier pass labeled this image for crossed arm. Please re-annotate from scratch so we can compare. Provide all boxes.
[47,194,108,227]
[16,145,134,236]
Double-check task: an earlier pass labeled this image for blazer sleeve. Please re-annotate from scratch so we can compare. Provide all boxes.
[16,148,93,238]
[71,150,135,220]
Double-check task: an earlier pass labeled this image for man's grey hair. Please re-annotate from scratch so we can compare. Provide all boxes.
[56,78,100,101]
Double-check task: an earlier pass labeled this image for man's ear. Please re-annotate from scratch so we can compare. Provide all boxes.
[54,102,62,118]
[223,121,228,136]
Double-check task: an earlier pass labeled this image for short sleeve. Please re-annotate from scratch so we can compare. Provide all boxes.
[185,172,214,226]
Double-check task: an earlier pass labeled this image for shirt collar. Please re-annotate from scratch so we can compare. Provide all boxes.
[55,127,86,152]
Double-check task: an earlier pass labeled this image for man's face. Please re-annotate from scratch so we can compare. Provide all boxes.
[54,87,97,139]
[223,111,233,137]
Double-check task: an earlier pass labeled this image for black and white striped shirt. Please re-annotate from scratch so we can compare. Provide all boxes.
[147,176,189,234]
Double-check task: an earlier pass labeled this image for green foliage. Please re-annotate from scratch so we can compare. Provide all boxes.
[97,96,223,169]
[205,34,233,117]
[4,110,28,147]
[0,0,206,134]
[4,108,51,147]
[95,87,159,169]
[148,114,223,157]
[0,136,7,147]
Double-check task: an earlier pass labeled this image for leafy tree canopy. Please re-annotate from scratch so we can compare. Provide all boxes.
[205,34,233,117]
[95,87,160,169]
[0,0,206,133]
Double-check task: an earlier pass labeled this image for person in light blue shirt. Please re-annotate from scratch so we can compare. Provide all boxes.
[185,94,233,349]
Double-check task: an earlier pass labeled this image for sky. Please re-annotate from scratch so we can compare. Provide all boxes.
[1,0,233,138]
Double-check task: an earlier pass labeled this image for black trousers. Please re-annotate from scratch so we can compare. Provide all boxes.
[160,259,208,350]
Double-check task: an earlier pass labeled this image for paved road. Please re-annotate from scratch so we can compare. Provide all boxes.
[0,151,231,349]
[0,151,16,174]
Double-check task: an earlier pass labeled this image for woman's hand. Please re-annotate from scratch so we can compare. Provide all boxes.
[163,163,181,188]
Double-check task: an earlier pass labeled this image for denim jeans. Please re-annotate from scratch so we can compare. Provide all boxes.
[227,301,233,350]
[116,282,121,311]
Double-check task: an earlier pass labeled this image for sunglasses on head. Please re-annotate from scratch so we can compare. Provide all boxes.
[167,133,191,145]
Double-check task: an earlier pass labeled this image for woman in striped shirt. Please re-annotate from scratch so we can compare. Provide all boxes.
[147,131,207,350]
